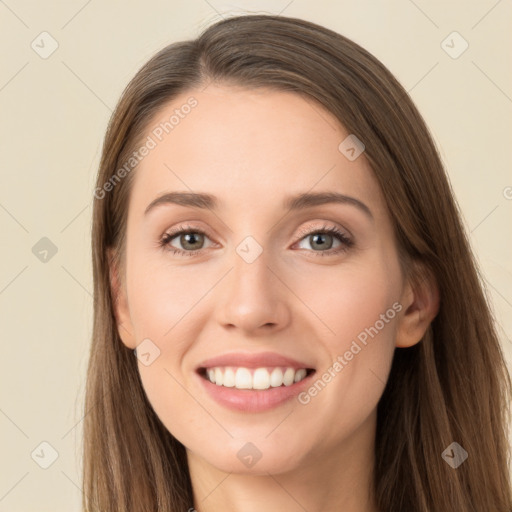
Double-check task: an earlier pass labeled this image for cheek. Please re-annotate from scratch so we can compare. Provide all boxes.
[126,249,203,342]
[290,255,400,424]
[292,255,401,350]
[126,255,206,442]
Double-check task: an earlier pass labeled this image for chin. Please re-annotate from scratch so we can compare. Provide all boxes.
[188,435,310,476]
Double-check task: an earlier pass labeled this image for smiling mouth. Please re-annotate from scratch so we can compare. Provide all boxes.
[197,366,316,390]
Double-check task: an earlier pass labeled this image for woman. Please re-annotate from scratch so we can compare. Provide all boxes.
[84,14,512,512]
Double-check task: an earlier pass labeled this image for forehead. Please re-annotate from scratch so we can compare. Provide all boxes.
[128,84,384,218]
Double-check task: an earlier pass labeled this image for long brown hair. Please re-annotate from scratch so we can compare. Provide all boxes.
[84,14,512,511]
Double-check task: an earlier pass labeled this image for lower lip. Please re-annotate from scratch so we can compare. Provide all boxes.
[196,370,315,412]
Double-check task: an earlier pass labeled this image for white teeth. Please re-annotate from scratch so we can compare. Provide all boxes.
[204,366,309,390]
[252,368,270,390]
[270,368,284,387]
[283,368,295,386]
[223,367,236,387]
[235,368,252,389]
[294,368,307,382]
[214,367,223,386]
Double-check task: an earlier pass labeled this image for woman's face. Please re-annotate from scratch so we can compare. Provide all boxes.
[112,84,412,475]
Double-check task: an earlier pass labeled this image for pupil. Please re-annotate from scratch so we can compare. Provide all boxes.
[312,233,332,250]
[182,233,203,250]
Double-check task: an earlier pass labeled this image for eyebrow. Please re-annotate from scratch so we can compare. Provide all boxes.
[144,191,373,220]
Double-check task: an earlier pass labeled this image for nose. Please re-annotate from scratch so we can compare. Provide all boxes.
[214,246,291,335]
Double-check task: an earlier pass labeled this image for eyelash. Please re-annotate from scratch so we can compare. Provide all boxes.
[158,223,354,258]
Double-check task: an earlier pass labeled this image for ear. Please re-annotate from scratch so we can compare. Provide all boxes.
[395,264,440,348]
[108,248,137,349]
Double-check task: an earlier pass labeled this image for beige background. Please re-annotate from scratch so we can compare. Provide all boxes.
[1,1,511,510]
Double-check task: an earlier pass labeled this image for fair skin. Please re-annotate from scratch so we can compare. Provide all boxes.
[110,84,439,512]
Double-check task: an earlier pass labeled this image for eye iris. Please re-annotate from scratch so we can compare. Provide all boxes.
[310,233,333,250]
[181,232,204,250]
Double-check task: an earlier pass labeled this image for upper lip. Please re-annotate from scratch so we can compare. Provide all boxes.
[197,351,315,370]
